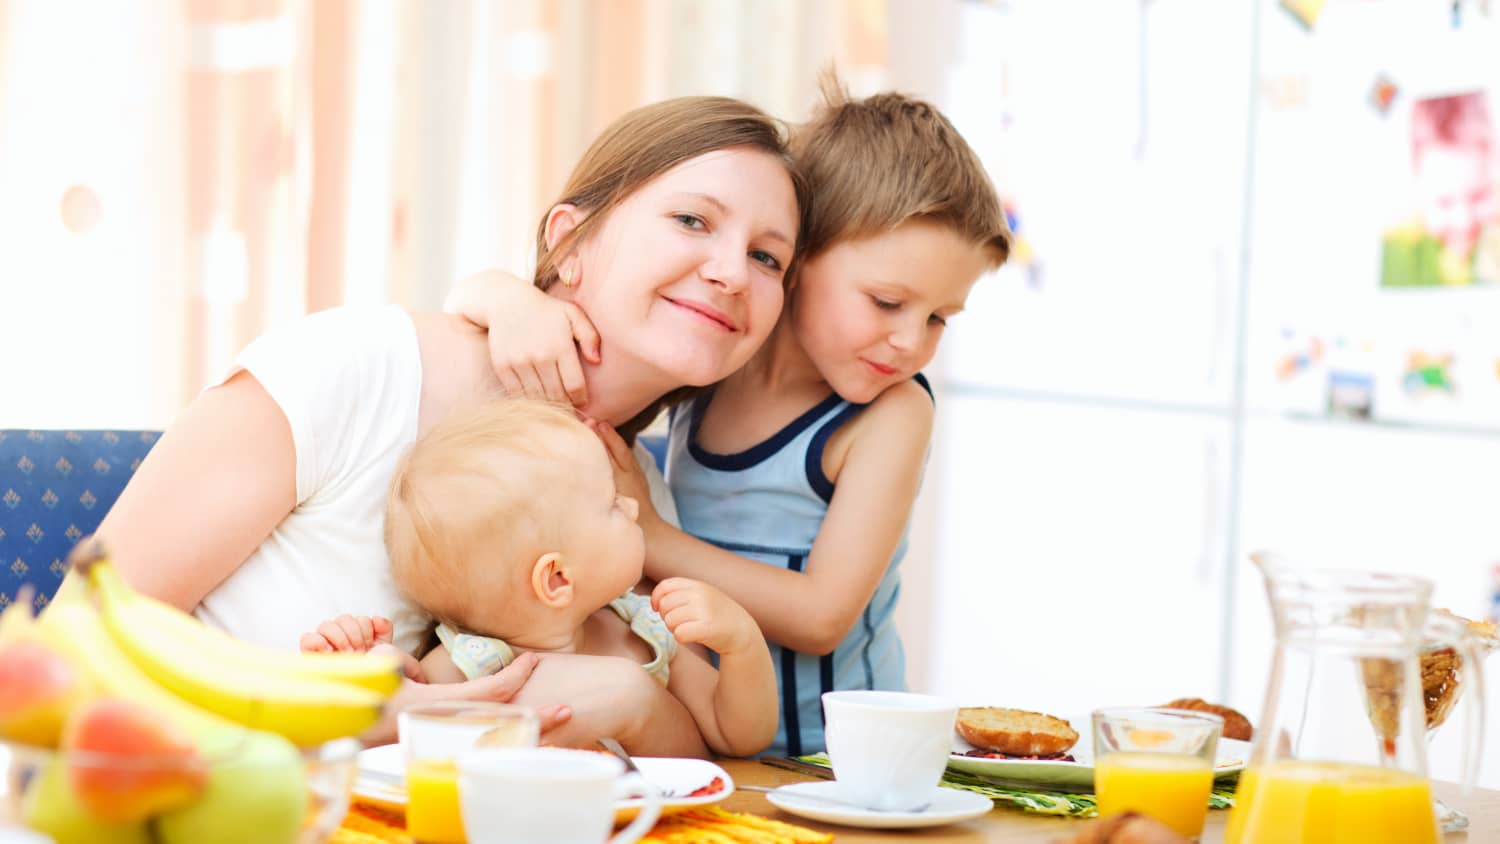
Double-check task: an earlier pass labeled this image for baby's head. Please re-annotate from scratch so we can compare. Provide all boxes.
[385,399,645,641]
[787,77,1011,402]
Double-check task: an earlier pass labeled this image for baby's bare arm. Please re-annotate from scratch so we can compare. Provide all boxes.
[655,579,778,757]
[418,644,469,684]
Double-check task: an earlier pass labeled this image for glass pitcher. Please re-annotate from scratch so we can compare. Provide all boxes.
[1225,561,1486,844]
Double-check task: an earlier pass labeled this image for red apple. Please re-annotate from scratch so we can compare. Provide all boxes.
[62,698,208,822]
[0,639,91,747]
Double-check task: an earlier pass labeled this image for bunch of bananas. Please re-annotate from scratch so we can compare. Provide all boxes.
[0,540,404,844]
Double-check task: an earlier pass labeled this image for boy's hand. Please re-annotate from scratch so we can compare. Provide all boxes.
[590,419,659,527]
[652,577,760,656]
[299,614,393,654]
[444,270,601,406]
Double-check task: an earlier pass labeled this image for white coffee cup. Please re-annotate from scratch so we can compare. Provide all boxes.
[456,747,661,844]
[822,690,959,812]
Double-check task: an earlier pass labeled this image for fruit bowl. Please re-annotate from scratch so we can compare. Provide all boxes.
[0,735,362,844]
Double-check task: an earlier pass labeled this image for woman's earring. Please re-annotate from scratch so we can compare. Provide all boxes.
[560,265,575,287]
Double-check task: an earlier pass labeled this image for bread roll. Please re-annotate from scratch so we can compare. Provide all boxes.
[1055,812,1191,844]
[1161,698,1253,741]
[955,707,1079,756]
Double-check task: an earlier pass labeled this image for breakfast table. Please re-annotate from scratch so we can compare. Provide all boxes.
[716,758,1500,843]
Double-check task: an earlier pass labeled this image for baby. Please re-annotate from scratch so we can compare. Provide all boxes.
[303,399,778,757]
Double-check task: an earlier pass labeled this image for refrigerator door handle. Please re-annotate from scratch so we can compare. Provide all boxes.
[1198,435,1220,584]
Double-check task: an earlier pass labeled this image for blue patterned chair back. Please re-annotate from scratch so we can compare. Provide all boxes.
[638,433,668,473]
[0,430,159,612]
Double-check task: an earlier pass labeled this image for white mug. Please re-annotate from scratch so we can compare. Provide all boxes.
[457,747,661,844]
[822,690,958,812]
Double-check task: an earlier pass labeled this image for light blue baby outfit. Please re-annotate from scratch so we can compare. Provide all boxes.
[664,374,931,756]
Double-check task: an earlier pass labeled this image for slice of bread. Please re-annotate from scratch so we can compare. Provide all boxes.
[955,706,1079,756]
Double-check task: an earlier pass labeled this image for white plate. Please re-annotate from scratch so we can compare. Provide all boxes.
[946,732,1251,791]
[766,782,992,830]
[353,744,734,818]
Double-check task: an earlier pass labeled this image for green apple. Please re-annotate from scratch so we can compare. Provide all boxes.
[21,759,152,844]
[153,729,309,844]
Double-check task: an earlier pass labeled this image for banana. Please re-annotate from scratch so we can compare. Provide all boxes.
[71,546,389,747]
[34,593,259,756]
[33,593,309,844]
[88,561,402,696]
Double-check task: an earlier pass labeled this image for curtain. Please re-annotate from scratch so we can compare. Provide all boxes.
[0,0,896,429]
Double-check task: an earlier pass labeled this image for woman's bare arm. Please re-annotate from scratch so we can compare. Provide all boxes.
[86,371,298,610]
[514,654,709,758]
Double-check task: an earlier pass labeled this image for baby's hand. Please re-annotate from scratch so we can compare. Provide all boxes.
[444,270,601,406]
[299,614,393,654]
[589,419,658,527]
[652,578,759,656]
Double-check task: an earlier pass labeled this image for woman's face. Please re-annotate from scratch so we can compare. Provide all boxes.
[564,147,798,386]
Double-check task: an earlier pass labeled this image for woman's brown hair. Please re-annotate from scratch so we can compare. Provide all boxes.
[533,97,807,442]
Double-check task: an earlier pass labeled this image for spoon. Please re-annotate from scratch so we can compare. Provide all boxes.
[739,784,931,813]
[596,737,680,798]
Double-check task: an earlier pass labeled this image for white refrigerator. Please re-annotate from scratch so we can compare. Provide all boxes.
[922,0,1500,786]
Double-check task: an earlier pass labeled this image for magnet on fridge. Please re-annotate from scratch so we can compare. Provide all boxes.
[1402,351,1457,395]
[1327,370,1374,420]
[1490,562,1500,625]
[1276,335,1325,381]
[1002,198,1043,290]
[1279,0,1326,30]
[1369,74,1399,117]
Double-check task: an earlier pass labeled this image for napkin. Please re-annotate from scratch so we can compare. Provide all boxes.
[640,806,833,843]
[787,754,1238,819]
[331,804,412,844]
[335,795,829,844]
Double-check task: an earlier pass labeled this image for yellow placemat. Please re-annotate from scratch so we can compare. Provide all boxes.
[641,806,833,843]
[337,799,830,843]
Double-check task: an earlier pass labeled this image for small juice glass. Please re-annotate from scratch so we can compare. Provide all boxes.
[1092,706,1223,839]
[399,701,539,844]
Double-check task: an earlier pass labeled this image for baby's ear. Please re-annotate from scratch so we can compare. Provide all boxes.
[531,552,575,608]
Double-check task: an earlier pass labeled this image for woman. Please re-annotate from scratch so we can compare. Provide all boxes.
[89,96,805,751]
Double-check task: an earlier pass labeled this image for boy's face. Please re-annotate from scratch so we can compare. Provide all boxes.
[552,430,647,605]
[790,219,991,404]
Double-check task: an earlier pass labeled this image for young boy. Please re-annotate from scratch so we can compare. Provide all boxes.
[302,399,778,757]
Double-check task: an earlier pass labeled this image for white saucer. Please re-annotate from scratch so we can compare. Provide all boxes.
[765,782,993,829]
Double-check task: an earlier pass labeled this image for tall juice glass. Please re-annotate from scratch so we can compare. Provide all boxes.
[1225,761,1437,844]
[399,701,539,844]
[1225,561,1485,844]
[1093,707,1223,839]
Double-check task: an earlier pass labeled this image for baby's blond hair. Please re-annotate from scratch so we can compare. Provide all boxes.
[385,399,586,632]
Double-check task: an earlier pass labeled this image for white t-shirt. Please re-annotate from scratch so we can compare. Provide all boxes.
[192,304,680,653]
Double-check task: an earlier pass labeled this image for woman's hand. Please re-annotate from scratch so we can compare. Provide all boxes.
[444,270,601,406]
[590,419,660,528]
[359,651,572,745]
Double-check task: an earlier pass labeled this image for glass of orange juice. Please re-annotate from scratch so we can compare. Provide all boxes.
[399,701,540,844]
[1092,706,1224,839]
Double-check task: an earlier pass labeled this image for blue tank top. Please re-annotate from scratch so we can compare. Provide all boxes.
[664,374,931,756]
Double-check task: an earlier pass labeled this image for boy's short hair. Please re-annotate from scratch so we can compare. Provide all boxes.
[791,75,1011,268]
[385,398,584,630]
